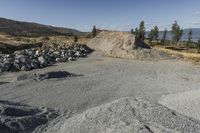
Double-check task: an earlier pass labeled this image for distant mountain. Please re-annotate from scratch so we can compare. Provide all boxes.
[0,17,81,37]
[146,28,200,42]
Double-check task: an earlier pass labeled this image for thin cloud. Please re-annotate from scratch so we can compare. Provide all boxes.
[191,21,200,26]
[193,11,200,17]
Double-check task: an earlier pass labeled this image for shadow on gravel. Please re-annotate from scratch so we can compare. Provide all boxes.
[17,71,83,81]
[0,82,9,85]
[0,100,59,133]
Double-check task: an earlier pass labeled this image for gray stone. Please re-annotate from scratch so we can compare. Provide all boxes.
[68,57,76,61]
[55,58,67,63]
[35,50,40,56]
[20,64,31,71]
[13,63,21,70]
[74,51,83,57]
[1,63,11,72]
[38,56,47,67]
[31,60,39,69]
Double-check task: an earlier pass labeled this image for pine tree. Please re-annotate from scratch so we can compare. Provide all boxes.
[131,28,134,34]
[135,28,139,40]
[92,25,97,38]
[161,29,168,44]
[187,28,192,48]
[171,21,183,45]
[138,21,145,41]
[148,29,154,44]
[153,26,159,41]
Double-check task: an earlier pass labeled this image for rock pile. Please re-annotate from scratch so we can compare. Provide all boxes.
[0,44,93,72]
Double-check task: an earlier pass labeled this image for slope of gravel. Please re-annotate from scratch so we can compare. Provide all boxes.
[57,97,200,133]
[0,101,58,133]
[159,89,200,121]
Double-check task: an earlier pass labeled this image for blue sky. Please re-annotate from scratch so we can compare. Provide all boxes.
[0,0,200,31]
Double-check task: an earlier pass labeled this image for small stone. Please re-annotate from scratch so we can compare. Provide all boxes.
[68,57,76,61]
[1,62,11,72]
[55,58,67,62]
[38,56,47,67]
[31,61,39,69]
[20,64,31,71]
[14,63,21,70]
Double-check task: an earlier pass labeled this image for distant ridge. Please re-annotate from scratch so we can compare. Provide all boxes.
[0,17,81,36]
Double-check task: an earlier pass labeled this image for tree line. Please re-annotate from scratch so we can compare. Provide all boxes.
[131,21,200,50]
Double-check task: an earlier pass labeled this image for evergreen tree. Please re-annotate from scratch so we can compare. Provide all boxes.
[92,25,97,38]
[161,29,168,44]
[135,28,139,40]
[171,21,183,45]
[138,21,145,41]
[131,28,134,34]
[148,29,154,44]
[187,28,192,48]
[153,26,159,41]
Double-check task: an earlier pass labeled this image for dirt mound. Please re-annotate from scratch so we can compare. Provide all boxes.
[87,31,135,52]
[57,97,200,133]
[0,101,58,133]
[87,31,149,58]
[87,31,172,60]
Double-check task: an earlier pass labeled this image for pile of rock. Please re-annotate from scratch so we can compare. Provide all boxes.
[0,44,93,72]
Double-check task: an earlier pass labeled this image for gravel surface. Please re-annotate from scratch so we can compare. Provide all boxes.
[159,89,200,121]
[0,101,58,133]
[0,52,200,132]
[57,97,200,133]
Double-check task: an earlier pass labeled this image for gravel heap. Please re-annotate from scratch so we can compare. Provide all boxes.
[57,97,200,133]
[0,44,93,72]
[0,101,58,133]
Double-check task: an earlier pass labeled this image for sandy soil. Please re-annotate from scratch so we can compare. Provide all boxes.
[0,52,200,132]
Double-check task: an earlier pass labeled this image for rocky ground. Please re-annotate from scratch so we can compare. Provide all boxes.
[0,51,200,132]
[1,31,200,132]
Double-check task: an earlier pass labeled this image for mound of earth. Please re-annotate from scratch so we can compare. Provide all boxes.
[0,101,58,133]
[17,71,80,81]
[87,31,172,60]
[87,31,147,58]
[57,97,200,133]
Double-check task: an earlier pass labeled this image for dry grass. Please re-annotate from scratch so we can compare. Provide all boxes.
[0,33,91,46]
[158,47,200,62]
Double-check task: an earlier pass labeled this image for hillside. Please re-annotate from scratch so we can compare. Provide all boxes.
[0,17,81,37]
